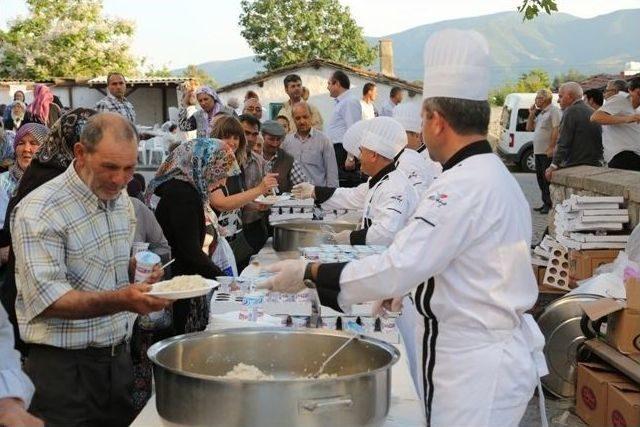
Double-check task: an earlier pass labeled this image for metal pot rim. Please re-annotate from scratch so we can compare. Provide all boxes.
[148,327,400,383]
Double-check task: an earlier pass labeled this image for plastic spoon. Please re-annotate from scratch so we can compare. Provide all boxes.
[311,334,358,379]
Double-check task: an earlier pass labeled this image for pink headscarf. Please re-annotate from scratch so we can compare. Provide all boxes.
[27,84,54,126]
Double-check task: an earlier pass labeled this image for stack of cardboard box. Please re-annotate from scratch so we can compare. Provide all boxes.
[576,362,639,427]
[577,276,640,426]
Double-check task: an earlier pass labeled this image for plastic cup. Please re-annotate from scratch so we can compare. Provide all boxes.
[134,251,161,283]
[131,242,150,256]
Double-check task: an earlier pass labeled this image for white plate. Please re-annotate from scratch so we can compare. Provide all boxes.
[147,279,219,300]
[254,194,291,205]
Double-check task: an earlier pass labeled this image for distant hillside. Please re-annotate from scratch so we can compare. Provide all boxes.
[175,10,640,87]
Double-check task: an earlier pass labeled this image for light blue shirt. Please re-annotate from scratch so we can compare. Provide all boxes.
[326,91,362,144]
[0,170,18,227]
[0,304,34,405]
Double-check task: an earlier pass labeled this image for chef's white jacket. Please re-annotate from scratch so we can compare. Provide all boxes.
[317,164,419,245]
[315,141,547,427]
[396,147,442,196]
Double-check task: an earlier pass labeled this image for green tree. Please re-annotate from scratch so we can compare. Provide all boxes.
[552,69,589,90]
[181,65,217,88]
[145,65,173,78]
[518,0,558,20]
[490,69,552,106]
[0,0,138,79]
[239,0,376,71]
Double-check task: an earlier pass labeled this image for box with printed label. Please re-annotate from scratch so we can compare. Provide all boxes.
[607,382,640,427]
[569,249,621,285]
[576,362,630,426]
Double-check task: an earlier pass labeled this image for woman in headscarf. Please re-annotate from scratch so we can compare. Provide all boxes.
[146,137,240,335]
[25,84,61,127]
[3,101,32,131]
[0,108,96,356]
[177,86,233,138]
[0,123,49,226]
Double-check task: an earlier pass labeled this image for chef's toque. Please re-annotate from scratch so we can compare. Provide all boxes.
[343,117,407,160]
[392,102,422,133]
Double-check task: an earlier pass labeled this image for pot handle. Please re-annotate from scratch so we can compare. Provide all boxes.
[299,395,353,413]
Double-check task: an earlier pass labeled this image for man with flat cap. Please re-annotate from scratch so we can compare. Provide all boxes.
[261,120,308,193]
[260,29,548,427]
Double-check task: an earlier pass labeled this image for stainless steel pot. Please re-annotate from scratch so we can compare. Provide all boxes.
[272,220,358,252]
[148,328,400,427]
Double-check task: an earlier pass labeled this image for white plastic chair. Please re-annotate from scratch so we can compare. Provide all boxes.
[150,137,168,165]
[137,140,149,165]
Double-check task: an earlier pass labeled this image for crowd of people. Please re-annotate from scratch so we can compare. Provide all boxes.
[526,77,640,214]
[0,28,636,427]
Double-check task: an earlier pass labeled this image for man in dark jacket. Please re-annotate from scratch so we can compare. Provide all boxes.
[261,120,308,193]
[546,82,603,181]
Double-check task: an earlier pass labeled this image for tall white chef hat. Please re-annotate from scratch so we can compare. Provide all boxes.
[343,117,407,160]
[392,102,422,133]
[422,29,490,101]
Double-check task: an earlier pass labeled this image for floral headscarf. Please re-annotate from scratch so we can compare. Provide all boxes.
[10,123,50,182]
[145,138,240,205]
[35,108,97,169]
[27,84,54,125]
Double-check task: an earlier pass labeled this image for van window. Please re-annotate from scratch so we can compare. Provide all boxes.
[515,108,530,132]
[499,106,511,129]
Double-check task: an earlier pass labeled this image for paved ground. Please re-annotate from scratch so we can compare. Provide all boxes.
[514,172,586,427]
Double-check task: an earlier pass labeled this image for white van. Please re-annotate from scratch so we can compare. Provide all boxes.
[496,92,559,172]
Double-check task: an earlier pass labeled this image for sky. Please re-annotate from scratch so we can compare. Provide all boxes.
[2,0,640,69]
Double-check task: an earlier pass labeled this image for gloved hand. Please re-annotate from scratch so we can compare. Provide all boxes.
[257,259,309,293]
[330,230,352,245]
[292,182,315,200]
[371,297,404,317]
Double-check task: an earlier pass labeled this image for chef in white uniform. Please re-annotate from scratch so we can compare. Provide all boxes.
[262,29,548,427]
[292,117,418,246]
[393,102,442,195]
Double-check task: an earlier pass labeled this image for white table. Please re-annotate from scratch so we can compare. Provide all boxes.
[132,241,426,426]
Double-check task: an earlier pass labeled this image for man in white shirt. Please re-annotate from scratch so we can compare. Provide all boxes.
[591,77,640,171]
[525,88,561,214]
[325,70,364,187]
[0,304,42,427]
[379,86,403,117]
[360,82,377,120]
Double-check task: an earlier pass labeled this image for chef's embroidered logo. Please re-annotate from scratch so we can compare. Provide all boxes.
[428,192,448,207]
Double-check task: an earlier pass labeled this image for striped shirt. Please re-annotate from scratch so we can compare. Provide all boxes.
[11,163,136,349]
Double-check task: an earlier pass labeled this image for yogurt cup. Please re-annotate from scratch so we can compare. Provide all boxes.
[134,251,161,283]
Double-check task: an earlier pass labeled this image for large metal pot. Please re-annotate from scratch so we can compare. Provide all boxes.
[148,328,400,427]
[272,220,358,252]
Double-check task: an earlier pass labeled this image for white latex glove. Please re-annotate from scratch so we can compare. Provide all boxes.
[258,259,309,293]
[330,230,352,245]
[371,298,404,317]
[292,182,315,200]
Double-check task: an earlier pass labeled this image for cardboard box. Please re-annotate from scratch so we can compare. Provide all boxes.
[606,309,640,355]
[576,363,630,427]
[626,277,640,312]
[607,382,640,427]
[569,249,621,285]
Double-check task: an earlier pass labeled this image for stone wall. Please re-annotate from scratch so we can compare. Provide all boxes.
[549,165,640,234]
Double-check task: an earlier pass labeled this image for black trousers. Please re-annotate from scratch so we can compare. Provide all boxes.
[25,343,136,427]
[535,154,552,208]
[333,143,366,188]
[609,150,640,171]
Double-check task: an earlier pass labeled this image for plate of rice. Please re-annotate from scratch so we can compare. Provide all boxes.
[147,275,219,299]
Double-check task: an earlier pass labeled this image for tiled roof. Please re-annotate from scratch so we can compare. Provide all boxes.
[216,58,422,94]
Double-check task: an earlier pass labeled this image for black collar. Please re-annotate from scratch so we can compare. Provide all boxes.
[442,140,492,171]
[416,144,427,153]
[368,161,396,188]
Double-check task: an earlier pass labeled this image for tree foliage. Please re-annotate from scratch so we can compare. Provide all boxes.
[490,69,552,106]
[181,65,217,88]
[0,0,138,79]
[145,65,172,78]
[518,0,558,20]
[239,0,376,71]
[552,69,589,90]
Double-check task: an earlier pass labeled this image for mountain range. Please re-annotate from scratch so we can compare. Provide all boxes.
[173,9,640,87]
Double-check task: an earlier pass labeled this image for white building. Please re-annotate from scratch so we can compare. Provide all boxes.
[216,58,423,130]
[1,76,187,126]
